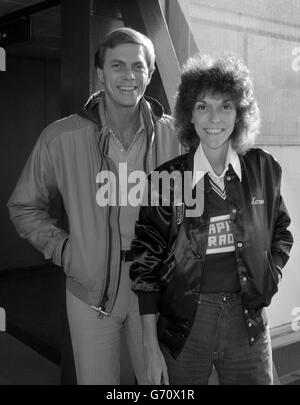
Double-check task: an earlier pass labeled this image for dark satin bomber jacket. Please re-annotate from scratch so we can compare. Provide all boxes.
[130,148,293,359]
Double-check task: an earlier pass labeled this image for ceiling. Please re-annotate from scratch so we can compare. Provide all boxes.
[0,0,61,60]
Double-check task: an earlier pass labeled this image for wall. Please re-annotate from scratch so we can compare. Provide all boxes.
[0,56,61,270]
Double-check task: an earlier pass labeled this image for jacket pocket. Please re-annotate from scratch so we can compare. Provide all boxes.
[263,250,279,306]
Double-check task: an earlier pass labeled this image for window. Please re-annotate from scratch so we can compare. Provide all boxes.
[172,0,300,145]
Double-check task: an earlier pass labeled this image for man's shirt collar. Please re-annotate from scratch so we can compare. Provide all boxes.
[193,142,242,187]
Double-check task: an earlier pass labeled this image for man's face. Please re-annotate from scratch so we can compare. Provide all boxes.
[98,43,153,109]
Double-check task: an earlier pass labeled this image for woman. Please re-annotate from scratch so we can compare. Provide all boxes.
[130,54,293,385]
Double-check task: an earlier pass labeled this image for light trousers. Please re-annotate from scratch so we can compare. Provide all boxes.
[66,262,147,385]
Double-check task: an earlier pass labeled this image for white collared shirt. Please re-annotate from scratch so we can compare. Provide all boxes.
[192,142,242,190]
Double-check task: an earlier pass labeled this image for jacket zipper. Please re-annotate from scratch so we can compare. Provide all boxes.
[94,132,125,317]
[101,157,122,315]
[104,205,122,315]
[95,204,112,318]
[106,118,155,316]
[93,111,155,317]
[92,131,113,318]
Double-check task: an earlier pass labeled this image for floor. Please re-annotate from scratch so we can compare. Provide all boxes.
[0,332,60,385]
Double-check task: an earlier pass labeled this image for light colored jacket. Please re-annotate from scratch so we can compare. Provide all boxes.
[7,91,180,314]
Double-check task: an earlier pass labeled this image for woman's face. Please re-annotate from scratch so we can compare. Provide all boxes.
[191,92,237,153]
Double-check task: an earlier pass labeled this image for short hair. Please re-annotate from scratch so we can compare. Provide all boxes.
[174,54,260,154]
[95,27,156,72]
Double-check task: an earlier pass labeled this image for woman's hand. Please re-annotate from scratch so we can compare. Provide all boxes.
[144,342,169,385]
[141,314,169,385]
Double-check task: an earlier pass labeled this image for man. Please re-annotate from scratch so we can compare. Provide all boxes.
[7,28,180,385]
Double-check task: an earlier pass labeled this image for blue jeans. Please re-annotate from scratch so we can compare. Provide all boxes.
[161,292,273,385]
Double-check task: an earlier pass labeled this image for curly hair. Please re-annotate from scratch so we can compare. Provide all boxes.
[174,54,260,154]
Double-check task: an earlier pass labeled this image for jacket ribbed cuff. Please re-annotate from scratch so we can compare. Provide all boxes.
[52,234,69,267]
[138,292,160,315]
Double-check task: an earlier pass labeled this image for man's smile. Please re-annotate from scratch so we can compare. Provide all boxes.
[118,86,137,92]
